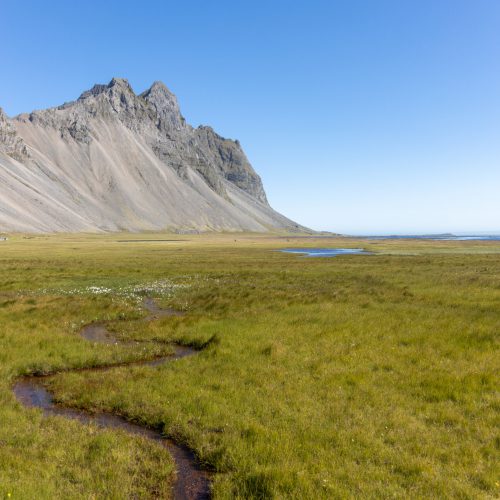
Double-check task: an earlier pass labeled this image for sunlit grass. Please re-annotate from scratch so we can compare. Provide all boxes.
[0,233,499,498]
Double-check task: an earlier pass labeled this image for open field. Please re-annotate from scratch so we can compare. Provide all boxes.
[0,233,499,498]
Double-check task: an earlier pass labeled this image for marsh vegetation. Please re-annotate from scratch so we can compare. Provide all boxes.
[0,234,498,498]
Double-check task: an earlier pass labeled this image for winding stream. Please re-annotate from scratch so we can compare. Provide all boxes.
[12,298,211,499]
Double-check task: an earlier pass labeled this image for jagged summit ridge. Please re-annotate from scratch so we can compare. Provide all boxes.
[0,78,305,233]
[78,77,133,100]
[140,80,186,131]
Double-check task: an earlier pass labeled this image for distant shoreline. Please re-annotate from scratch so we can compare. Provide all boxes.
[350,234,500,241]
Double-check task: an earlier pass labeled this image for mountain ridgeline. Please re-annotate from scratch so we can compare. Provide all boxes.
[0,78,305,233]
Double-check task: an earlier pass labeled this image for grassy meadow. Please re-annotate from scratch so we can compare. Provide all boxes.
[0,233,499,498]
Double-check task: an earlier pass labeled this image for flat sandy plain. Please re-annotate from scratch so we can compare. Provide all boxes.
[0,233,499,498]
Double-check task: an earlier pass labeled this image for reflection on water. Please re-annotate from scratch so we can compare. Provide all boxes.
[280,248,368,257]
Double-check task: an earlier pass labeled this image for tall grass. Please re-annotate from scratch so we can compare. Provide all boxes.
[0,234,498,498]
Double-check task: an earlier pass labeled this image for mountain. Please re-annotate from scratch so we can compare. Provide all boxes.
[0,78,306,233]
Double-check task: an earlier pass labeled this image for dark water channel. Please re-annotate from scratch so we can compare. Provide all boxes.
[12,298,211,499]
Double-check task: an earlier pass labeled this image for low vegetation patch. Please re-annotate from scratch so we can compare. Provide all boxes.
[0,234,499,498]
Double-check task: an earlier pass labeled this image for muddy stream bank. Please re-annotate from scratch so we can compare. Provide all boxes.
[12,298,211,499]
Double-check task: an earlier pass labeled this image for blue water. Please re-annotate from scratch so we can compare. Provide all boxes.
[441,236,500,241]
[280,248,368,257]
[362,234,500,241]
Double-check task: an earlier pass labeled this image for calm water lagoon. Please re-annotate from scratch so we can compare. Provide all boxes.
[280,248,368,257]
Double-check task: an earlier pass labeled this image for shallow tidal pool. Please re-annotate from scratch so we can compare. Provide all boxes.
[280,248,369,257]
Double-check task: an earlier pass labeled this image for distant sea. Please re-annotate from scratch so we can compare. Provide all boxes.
[359,234,500,241]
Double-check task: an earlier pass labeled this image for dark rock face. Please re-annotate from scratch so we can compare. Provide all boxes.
[0,108,29,161]
[53,78,267,203]
[0,78,307,233]
[194,126,268,204]
[140,80,186,132]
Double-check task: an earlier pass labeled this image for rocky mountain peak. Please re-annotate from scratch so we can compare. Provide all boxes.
[0,108,29,161]
[77,78,182,130]
[109,77,132,89]
[148,80,172,95]
[78,77,133,101]
[141,80,185,131]
[72,78,154,136]
[0,78,306,233]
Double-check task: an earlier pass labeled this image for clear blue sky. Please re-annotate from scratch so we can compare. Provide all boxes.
[1,0,499,234]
